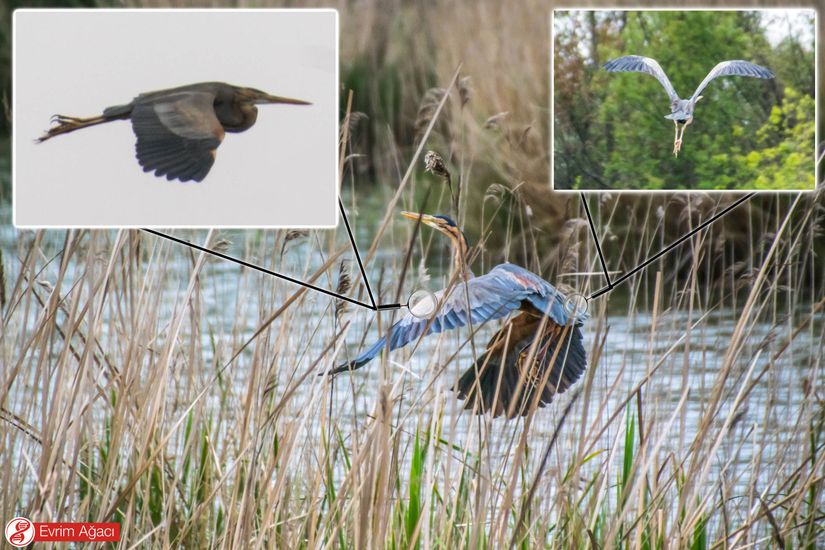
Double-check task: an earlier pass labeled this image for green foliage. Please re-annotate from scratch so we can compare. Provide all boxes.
[621,402,636,504]
[745,87,815,190]
[554,10,815,190]
[690,505,708,550]
[149,463,164,527]
[404,429,428,550]
[618,402,637,547]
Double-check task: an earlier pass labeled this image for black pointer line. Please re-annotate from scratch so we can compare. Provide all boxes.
[339,198,377,309]
[144,191,753,312]
[140,226,402,312]
[587,192,756,300]
[580,192,613,289]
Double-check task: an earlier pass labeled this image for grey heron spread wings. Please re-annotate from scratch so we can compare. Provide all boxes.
[603,55,774,156]
[604,56,680,102]
[330,212,588,419]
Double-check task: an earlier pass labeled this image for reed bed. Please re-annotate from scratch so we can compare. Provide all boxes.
[1,87,824,548]
[2,1,824,548]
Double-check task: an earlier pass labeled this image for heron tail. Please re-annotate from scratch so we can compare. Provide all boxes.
[453,324,586,419]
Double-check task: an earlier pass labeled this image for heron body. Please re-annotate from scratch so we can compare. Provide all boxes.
[37,82,310,182]
[666,98,695,124]
[604,55,774,156]
[331,212,588,419]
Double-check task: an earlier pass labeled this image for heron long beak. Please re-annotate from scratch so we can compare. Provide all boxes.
[256,94,312,106]
[400,211,439,228]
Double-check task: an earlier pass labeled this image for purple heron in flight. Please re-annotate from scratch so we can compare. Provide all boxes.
[604,56,774,156]
[330,212,588,419]
[37,82,310,182]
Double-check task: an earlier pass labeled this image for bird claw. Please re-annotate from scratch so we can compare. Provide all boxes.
[50,114,86,126]
[673,139,682,157]
[50,115,70,126]
[39,114,84,142]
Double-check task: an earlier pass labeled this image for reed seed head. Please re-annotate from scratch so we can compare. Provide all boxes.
[424,150,451,183]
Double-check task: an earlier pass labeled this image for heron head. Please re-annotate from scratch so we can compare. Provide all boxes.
[400,211,469,248]
[236,87,312,106]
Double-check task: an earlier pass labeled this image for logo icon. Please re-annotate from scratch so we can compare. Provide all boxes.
[5,517,34,547]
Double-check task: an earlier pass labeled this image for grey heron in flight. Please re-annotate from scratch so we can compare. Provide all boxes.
[329,211,588,419]
[604,55,774,156]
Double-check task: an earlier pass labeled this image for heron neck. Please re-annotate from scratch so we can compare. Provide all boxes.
[219,103,258,133]
[451,238,471,281]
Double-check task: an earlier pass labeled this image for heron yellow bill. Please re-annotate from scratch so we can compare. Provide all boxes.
[255,94,312,106]
[400,211,438,227]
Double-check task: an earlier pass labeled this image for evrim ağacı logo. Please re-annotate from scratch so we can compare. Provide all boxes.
[5,517,35,547]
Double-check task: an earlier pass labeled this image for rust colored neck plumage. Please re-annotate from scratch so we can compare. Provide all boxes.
[449,233,472,281]
[219,102,258,133]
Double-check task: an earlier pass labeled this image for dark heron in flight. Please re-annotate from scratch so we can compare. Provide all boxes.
[37,82,311,182]
[329,212,588,418]
[603,55,774,156]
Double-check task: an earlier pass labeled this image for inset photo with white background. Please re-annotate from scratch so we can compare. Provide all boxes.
[14,9,338,227]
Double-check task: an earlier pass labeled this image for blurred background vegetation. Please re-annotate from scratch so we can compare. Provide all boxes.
[0,1,822,294]
[1,2,824,548]
[554,10,816,191]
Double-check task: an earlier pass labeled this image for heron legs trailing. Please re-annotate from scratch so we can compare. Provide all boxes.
[672,118,692,157]
[673,122,680,156]
[38,114,112,143]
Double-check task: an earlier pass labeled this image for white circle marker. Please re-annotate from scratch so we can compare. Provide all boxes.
[5,517,35,548]
[407,289,438,319]
[563,293,589,320]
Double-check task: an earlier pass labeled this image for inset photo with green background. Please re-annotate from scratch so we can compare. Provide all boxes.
[552,9,816,191]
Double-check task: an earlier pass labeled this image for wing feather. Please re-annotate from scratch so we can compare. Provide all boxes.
[332,263,582,374]
[454,315,587,418]
[690,60,774,102]
[131,91,224,183]
[604,55,679,102]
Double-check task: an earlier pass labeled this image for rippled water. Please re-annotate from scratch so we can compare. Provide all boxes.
[1,202,821,502]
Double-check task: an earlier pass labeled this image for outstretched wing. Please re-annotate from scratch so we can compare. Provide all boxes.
[690,60,774,102]
[131,91,224,183]
[453,311,587,418]
[331,263,577,374]
[604,55,679,102]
